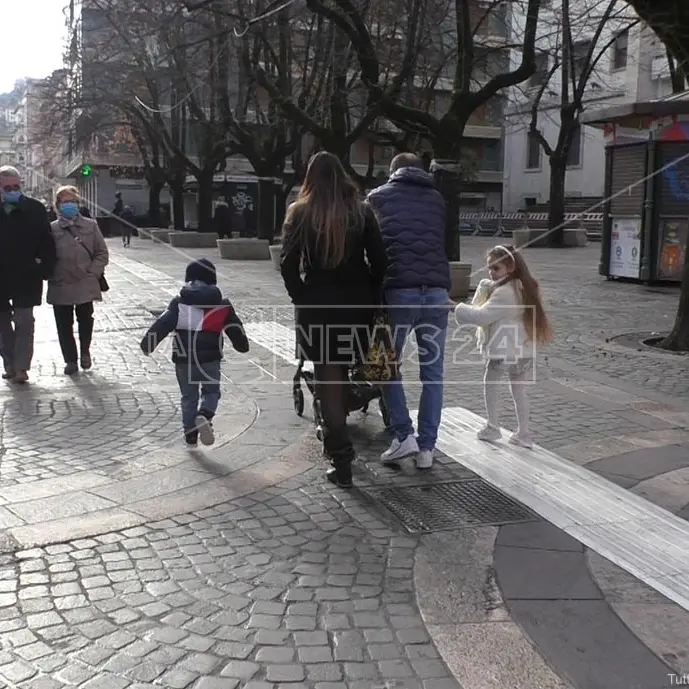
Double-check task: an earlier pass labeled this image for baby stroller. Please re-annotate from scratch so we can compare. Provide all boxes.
[292,358,390,440]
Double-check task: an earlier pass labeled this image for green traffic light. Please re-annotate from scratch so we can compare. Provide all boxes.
[81,164,92,177]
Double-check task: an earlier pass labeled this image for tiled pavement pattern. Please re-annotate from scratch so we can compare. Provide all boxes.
[1,236,689,688]
[0,459,462,689]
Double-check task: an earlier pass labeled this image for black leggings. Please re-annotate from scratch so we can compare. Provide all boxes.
[53,302,94,363]
[314,364,353,459]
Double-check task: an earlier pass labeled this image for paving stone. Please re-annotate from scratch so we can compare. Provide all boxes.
[220,660,260,680]
[255,646,295,662]
[265,664,306,682]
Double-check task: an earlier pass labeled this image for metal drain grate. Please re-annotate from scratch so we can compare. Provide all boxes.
[365,479,535,533]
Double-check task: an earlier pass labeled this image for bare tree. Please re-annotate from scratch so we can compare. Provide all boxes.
[302,0,542,259]
[508,0,638,244]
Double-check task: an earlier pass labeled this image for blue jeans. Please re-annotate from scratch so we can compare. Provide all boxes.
[175,360,222,433]
[383,287,449,451]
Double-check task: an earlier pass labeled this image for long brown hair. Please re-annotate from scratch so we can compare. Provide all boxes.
[487,245,553,344]
[283,151,363,268]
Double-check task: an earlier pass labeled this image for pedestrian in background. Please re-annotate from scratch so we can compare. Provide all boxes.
[140,258,250,447]
[48,185,109,375]
[120,205,135,246]
[367,153,450,471]
[455,244,552,448]
[0,165,56,384]
[214,197,232,239]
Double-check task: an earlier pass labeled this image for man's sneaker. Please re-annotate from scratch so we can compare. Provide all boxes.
[64,362,78,376]
[381,435,419,466]
[509,432,534,449]
[416,450,434,470]
[12,370,28,384]
[477,424,501,442]
[185,430,198,447]
[195,414,215,446]
[2,370,14,380]
[80,354,92,370]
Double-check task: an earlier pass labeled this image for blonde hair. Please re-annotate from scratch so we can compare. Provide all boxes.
[487,244,553,344]
[55,185,79,204]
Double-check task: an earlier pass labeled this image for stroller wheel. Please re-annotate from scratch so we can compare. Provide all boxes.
[293,386,305,416]
[379,397,390,428]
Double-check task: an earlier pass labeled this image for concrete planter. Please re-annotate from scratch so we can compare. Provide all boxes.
[513,227,587,248]
[149,229,172,244]
[217,238,270,260]
[168,232,219,248]
[449,261,472,300]
[269,244,282,271]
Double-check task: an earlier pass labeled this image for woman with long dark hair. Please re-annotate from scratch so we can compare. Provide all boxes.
[280,152,387,487]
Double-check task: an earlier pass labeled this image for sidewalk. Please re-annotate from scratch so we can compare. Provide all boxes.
[0,236,687,689]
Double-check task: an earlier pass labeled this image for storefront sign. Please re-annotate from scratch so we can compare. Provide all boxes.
[609,217,641,278]
[657,218,688,281]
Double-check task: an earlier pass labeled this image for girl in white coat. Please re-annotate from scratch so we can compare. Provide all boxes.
[455,245,551,448]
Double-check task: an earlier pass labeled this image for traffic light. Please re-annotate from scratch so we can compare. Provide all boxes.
[80,164,92,177]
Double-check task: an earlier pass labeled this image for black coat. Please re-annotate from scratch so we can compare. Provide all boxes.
[0,196,57,308]
[280,203,387,366]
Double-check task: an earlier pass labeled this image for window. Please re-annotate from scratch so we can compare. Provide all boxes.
[612,31,628,70]
[526,131,541,169]
[529,53,549,87]
[567,124,582,167]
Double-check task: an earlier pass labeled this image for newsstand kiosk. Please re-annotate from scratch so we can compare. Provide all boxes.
[582,97,689,284]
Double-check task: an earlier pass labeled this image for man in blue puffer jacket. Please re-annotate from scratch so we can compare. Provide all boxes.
[367,153,450,471]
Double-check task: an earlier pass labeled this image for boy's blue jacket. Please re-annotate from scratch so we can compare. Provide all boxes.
[140,281,249,363]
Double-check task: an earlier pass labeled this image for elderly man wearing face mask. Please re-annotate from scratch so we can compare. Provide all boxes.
[0,166,57,384]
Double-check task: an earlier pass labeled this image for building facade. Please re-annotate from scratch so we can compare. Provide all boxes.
[502,7,676,213]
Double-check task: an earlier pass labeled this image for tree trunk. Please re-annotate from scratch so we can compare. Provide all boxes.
[147,182,163,227]
[196,168,215,232]
[547,155,567,247]
[432,135,464,262]
[276,182,289,231]
[171,182,185,230]
[661,246,689,351]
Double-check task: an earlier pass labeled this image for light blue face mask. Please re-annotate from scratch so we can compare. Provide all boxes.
[1,190,21,204]
[59,202,80,219]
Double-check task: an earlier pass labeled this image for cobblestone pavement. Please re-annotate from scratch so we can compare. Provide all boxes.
[0,458,464,689]
[1,236,689,689]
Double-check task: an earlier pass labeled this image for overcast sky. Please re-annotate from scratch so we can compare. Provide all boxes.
[2,0,66,94]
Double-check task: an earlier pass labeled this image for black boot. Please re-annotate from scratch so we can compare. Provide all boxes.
[78,312,94,370]
[324,429,355,488]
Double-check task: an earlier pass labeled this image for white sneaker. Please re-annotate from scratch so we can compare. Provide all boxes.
[509,432,533,449]
[416,450,434,470]
[477,424,502,442]
[195,415,215,446]
[381,435,419,465]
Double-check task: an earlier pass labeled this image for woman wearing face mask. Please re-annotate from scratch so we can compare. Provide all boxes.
[47,186,109,375]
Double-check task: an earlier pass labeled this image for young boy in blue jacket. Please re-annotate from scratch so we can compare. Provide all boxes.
[140,258,249,447]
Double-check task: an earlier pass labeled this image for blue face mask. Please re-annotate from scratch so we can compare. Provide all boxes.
[59,202,80,219]
[1,190,21,204]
